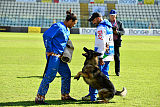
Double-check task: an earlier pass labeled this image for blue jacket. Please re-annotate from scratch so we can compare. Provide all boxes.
[43,22,70,55]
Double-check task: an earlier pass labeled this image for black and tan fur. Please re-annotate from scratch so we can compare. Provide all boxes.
[74,47,127,103]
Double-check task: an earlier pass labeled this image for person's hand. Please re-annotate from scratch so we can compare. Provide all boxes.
[112,26,118,35]
[106,44,109,53]
[46,52,54,56]
[113,30,118,35]
[99,58,105,65]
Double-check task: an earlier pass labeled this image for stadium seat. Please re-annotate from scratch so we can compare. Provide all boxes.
[115,4,160,29]
[0,1,81,28]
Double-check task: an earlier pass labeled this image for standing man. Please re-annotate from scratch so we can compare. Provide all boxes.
[109,9,125,76]
[82,12,114,101]
[35,11,78,104]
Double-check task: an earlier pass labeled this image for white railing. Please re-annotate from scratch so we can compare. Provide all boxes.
[79,28,160,36]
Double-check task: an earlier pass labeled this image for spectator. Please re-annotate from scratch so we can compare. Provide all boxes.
[109,9,125,76]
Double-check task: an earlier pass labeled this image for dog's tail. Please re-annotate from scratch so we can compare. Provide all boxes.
[115,87,127,97]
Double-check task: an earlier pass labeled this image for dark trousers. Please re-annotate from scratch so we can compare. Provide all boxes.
[114,45,120,74]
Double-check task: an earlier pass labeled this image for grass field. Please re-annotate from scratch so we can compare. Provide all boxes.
[0,32,160,107]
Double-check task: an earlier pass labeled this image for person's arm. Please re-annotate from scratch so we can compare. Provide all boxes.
[99,58,104,65]
[117,21,125,36]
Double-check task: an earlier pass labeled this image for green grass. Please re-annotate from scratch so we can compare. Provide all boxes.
[0,32,160,107]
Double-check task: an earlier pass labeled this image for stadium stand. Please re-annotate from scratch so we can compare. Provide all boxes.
[0,0,160,29]
[115,4,160,29]
[0,1,81,28]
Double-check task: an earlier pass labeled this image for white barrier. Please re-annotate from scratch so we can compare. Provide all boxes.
[124,29,160,36]
[59,0,79,3]
[79,28,160,36]
[80,28,96,35]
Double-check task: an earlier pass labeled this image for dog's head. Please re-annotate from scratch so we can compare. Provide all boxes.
[82,47,101,59]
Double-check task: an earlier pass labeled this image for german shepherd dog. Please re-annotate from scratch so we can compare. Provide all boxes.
[74,47,127,103]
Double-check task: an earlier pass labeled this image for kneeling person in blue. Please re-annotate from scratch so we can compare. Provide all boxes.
[35,11,78,104]
[82,12,114,101]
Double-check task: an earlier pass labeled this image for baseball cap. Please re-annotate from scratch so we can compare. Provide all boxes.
[88,12,102,22]
[109,9,117,15]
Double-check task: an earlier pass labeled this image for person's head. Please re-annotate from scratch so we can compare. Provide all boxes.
[64,11,78,28]
[109,9,117,22]
[88,12,103,26]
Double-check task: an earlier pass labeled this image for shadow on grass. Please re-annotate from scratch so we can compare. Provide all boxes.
[109,74,118,77]
[0,100,115,106]
[16,73,117,79]
[17,76,75,79]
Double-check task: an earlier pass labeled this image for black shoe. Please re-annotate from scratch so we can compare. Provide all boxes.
[116,72,120,76]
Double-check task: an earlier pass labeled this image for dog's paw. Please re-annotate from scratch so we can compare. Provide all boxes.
[74,76,80,80]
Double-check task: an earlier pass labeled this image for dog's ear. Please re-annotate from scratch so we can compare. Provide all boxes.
[83,47,88,52]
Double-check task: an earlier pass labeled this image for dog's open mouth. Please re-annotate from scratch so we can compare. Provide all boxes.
[82,53,88,57]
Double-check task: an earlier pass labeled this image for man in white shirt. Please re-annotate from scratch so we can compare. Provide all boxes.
[82,12,114,101]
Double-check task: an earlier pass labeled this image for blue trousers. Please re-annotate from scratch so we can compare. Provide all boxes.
[37,55,71,96]
[88,61,110,101]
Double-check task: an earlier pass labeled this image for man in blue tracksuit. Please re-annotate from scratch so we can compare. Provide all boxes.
[82,12,114,101]
[35,11,78,104]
